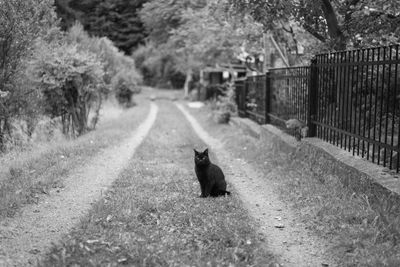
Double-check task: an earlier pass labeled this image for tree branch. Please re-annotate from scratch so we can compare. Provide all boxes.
[302,24,326,43]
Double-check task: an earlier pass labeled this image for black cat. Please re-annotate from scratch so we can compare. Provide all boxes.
[194,148,231,197]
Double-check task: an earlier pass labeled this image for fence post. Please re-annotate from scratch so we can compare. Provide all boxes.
[308,57,318,137]
[235,80,244,117]
[234,80,240,115]
[264,71,271,124]
[243,79,248,117]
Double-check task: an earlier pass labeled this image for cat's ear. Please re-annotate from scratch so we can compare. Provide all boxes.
[203,148,208,155]
[194,149,199,155]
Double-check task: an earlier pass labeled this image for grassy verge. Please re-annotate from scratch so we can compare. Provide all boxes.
[40,100,276,266]
[0,98,150,219]
[186,103,400,266]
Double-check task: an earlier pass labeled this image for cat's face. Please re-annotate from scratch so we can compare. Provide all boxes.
[194,148,210,166]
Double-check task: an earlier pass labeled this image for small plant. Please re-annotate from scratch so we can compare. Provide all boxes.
[211,83,237,124]
[115,82,136,108]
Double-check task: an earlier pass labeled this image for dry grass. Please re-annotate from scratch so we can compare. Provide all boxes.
[187,103,400,266]
[40,100,276,266]
[0,99,150,219]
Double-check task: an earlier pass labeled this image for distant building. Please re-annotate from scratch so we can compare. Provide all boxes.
[200,60,247,86]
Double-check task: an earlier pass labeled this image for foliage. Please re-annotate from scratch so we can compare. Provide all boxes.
[140,0,206,45]
[169,0,263,73]
[136,0,263,94]
[29,41,106,137]
[132,41,185,88]
[0,0,58,150]
[55,0,148,53]
[228,0,400,51]
[136,0,210,89]
[210,83,237,124]
[66,23,142,106]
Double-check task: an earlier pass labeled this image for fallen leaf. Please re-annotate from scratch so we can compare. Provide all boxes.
[29,248,40,254]
[118,258,128,263]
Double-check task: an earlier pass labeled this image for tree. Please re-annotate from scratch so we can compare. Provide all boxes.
[167,0,263,96]
[134,0,208,89]
[0,0,58,150]
[228,0,400,50]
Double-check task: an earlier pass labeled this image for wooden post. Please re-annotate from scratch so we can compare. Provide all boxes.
[263,32,272,70]
[308,57,318,137]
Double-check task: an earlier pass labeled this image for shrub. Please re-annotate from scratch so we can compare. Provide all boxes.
[29,42,106,137]
[210,83,237,124]
[67,23,142,106]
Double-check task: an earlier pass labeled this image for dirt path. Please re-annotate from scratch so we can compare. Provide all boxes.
[0,102,158,266]
[176,103,335,267]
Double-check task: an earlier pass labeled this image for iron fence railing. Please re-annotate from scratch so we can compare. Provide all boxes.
[313,45,400,171]
[244,75,267,124]
[269,67,310,128]
[234,44,400,172]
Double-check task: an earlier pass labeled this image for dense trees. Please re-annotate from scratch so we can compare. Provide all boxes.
[55,0,147,53]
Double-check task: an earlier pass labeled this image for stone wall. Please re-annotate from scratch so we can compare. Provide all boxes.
[231,117,400,210]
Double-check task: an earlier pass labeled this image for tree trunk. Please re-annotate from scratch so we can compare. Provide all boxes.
[320,0,347,50]
[0,118,5,151]
[183,68,193,99]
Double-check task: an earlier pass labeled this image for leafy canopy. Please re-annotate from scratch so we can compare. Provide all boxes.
[228,0,400,50]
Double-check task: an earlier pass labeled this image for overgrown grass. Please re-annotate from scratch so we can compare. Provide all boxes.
[187,103,400,266]
[0,98,150,219]
[40,100,276,266]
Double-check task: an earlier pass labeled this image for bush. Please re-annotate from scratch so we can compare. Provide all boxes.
[29,42,106,137]
[67,23,142,107]
[210,83,237,124]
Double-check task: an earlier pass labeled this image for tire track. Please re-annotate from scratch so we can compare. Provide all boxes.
[176,102,335,267]
[0,103,158,266]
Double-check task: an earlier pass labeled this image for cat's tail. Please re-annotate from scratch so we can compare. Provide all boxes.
[220,190,231,196]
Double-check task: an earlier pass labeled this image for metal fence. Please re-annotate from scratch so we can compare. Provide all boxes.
[235,44,400,172]
[269,67,310,128]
